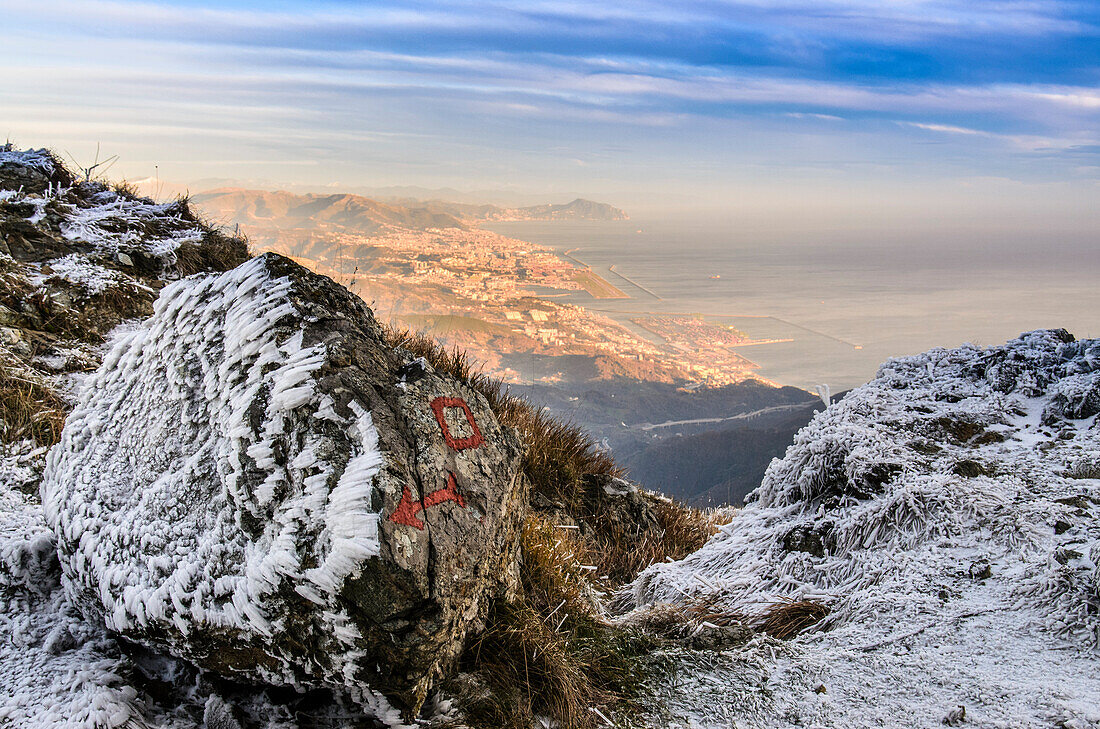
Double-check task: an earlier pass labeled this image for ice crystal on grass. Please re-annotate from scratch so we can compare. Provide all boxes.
[0,145,59,175]
[60,190,205,262]
[40,254,127,296]
[629,329,1100,728]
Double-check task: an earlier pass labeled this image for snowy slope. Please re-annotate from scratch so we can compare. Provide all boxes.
[629,329,1100,728]
[0,441,146,728]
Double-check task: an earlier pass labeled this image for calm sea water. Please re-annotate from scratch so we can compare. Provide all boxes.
[486,218,1100,390]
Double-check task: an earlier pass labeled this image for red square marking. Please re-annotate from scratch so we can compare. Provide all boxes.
[430,396,485,451]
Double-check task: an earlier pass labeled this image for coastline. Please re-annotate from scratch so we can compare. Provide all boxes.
[485,220,869,391]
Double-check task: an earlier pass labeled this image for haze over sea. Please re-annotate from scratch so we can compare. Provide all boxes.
[488,219,1099,391]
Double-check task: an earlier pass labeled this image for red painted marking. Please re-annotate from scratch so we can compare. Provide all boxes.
[430,396,485,451]
[388,487,426,529]
[388,473,466,530]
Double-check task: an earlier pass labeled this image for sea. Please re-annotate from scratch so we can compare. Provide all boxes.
[486,218,1100,391]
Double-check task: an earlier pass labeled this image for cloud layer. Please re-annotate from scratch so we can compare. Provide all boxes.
[2,0,1098,207]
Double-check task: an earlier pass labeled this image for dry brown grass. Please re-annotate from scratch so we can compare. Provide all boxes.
[174,230,251,276]
[171,195,251,276]
[459,516,655,729]
[381,329,708,726]
[628,594,829,645]
[590,497,730,586]
[755,599,829,640]
[111,179,139,198]
[0,356,67,446]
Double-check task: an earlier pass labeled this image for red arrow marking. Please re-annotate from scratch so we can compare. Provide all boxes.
[388,473,466,530]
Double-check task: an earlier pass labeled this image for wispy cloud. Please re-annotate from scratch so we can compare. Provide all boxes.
[1,0,1097,195]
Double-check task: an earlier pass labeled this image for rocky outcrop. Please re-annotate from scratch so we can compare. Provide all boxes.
[41,253,526,715]
[0,145,249,354]
[0,146,73,196]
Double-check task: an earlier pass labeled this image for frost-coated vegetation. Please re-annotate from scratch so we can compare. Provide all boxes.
[0,145,59,174]
[0,442,141,728]
[630,329,1100,728]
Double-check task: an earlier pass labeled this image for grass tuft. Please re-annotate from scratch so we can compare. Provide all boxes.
[174,230,251,276]
[383,327,724,726]
[0,355,67,446]
[459,516,656,728]
[589,496,730,587]
[755,599,829,640]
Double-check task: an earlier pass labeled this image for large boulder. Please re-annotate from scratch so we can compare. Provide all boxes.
[41,253,526,715]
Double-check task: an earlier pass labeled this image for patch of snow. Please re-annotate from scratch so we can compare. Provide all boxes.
[0,146,57,175]
[41,254,125,295]
[630,330,1100,728]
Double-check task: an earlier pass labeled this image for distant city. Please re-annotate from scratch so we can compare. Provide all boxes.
[195,189,775,387]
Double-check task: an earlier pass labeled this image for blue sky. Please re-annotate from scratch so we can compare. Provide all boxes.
[2,0,1098,217]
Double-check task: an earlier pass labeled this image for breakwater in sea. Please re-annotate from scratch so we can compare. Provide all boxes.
[608,264,661,300]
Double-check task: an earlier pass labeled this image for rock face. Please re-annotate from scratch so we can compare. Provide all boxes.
[41,253,526,714]
[0,146,73,196]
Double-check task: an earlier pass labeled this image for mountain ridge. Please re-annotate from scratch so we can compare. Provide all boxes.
[191,188,627,234]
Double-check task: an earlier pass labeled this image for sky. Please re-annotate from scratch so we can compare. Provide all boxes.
[2,0,1099,221]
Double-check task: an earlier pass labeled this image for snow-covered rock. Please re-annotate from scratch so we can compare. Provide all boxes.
[1,438,422,729]
[629,329,1100,728]
[0,145,73,195]
[41,253,526,716]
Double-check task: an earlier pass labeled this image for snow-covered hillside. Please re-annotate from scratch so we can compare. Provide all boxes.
[628,329,1100,728]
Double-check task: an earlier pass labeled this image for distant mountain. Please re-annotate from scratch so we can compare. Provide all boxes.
[406,197,627,221]
[620,400,825,506]
[192,189,627,233]
[191,189,466,233]
[509,198,628,221]
[512,379,822,506]
[488,197,633,221]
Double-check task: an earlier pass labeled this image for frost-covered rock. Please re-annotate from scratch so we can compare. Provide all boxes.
[0,144,73,195]
[629,329,1100,728]
[42,253,526,715]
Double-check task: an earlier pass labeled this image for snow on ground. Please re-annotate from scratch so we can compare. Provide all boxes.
[0,442,145,729]
[37,254,129,295]
[59,189,205,261]
[630,329,1100,728]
